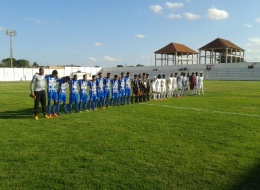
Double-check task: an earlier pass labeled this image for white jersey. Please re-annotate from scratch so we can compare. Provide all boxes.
[172,77,177,88]
[182,76,188,88]
[177,75,183,89]
[168,77,173,87]
[161,78,166,93]
[198,76,204,88]
[195,76,199,87]
[151,79,156,92]
[155,78,162,92]
[30,74,46,93]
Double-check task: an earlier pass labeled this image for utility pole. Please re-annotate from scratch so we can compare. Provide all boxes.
[6,29,17,68]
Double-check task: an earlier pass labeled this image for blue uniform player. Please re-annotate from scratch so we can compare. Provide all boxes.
[78,74,89,112]
[88,75,98,110]
[45,70,59,118]
[103,72,111,107]
[57,76,70,115]
[96,72,105,109]
[118,72,126,105]
[125,72,131,104]
[68,74,80,113]
[111,75,120,106]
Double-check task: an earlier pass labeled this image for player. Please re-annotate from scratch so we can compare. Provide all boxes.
[118,72,126,105]
[88,75,98,110]
[131,74,140,103]
[45,70,59,118]
[30,67,49,120]
[172,72,178,97]
[57,76,71,115]
[155,74,162,100]
[189,72,196,96]
[167,73,174,98]
[137,74,143,102]
[194,72,199,95]
[68,74,80,113]
[150,76,157,100]
[177,72,183,97]
[103,72,112,107]
[96,72,105,109]
[141,73,148,102]
[146,73,151,101]
[161,74,167,99]
[111,75,120,106]
[125,72,131,104]
[79,74,89,112]
[182,73,188,96]
[198,72,204,95]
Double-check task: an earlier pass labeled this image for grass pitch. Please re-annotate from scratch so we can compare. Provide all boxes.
[0,81,259,190]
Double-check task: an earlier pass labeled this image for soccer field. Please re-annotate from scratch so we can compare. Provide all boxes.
[0,81,259,190]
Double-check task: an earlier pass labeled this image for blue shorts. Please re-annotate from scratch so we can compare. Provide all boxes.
[80,93,88,102]
[119,89,125,97]
[58,93,66,103]
[48,91,58,101]
[112,92,119,99]
[125,88,131,96]
[104,89,110,98]
[70,93,79,104]
[90,94,98,102]
[97,90,104,100]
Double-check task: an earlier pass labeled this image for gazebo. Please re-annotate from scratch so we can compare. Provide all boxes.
[199,38,245,64]
[154,42,199,66]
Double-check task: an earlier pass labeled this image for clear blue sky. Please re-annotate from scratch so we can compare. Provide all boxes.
[1,0,260,67]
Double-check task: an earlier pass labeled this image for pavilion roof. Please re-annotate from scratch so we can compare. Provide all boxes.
[199,38,244,51]
[154,42,198,55]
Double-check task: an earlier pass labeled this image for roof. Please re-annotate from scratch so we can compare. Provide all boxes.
[154,42,198,55]
[199,38,244,51]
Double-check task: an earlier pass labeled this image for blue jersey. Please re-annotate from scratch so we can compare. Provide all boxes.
[45,75,58,92]
[57,79,68,94]
[88,81,97,96]
[119,77,125,90]
[69,80,79,95]
[103,77,111,91]
[78,79,88,94]
[96,78,104,92]
[125,77,131,89]
[111,80,119,93]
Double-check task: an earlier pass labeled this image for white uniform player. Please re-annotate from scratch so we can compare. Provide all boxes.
[182,73,188,96]
[161,74,167,99]
[151,76,157,100]
[195,72,199,95]
[168,73,174,98]
[198,73,204,95]
[172,73,178,97]
[155,75,162,100]
[177,73,183,96]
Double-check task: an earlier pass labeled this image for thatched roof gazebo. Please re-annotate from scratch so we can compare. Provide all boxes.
[154,42,199,66]
[199,38,245,64]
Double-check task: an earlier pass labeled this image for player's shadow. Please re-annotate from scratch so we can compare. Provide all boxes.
[229,161,260,190]
[0,108,35,119]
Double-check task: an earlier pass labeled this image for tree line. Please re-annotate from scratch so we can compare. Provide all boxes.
[0,58,39,68]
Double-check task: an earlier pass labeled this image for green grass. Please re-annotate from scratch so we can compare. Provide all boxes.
[0,81,260,190]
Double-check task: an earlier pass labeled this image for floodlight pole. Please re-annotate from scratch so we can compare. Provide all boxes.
[6,29,17,68]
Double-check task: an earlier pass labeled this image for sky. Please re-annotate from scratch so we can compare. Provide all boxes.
[1,0,260,67]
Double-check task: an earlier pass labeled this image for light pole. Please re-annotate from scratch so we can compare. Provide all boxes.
[6,29,17,68]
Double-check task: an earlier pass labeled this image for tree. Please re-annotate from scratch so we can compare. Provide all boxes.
[16,59,30,67]
[136,64,144,67]
[116,65,124,67]
[0,58,17,67]
[32,62,39,67]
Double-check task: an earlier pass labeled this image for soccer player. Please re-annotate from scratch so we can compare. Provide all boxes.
[142,73,148,102]
[194,72,199,95]
[79,74,89,112]
[125,72,131,104]
[172,72,178,97]
[155,74,162,100]
[182,72,188,96]
[177,72,183,97]
[103,72,112,107]
[88,75,98,110]
[138,74,143,102]
[68,74,80,113]
[111,75,120,106]
[30,67,49,120]
[161,74,167,99]
[57,76,71,115]
[189,72,196,96]
[198,72,204,95]
[96,72,105,109]
[131,74,140,103]
[150,76,157,100]
[119,72,126,105]
[45,70,59,118]
[146,73,151,101]
[167,73,174,98]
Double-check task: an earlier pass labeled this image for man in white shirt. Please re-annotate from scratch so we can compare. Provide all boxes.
[198,72,204,95]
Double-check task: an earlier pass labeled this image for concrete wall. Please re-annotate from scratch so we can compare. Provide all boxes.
[0,66,102,81]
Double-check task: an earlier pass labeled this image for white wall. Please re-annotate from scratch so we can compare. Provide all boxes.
[0,67,102,81]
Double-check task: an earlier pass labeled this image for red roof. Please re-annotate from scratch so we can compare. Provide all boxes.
[154,42,198,55]
[199,38,244,51]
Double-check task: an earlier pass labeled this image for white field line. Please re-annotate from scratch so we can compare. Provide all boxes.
[142,103,260,118]
[0,89,30,93]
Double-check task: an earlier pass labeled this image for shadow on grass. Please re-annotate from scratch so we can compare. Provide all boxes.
[0,108,35,119]
[230,162,260,190]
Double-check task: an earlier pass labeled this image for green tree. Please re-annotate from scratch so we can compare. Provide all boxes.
[32,62,39,67]
[16,59,30,67]
[116,65,124,67]
[136,64,144,67]
[0,58,17,67]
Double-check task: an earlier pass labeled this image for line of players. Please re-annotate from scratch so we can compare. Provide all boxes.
[30,67,204,119]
